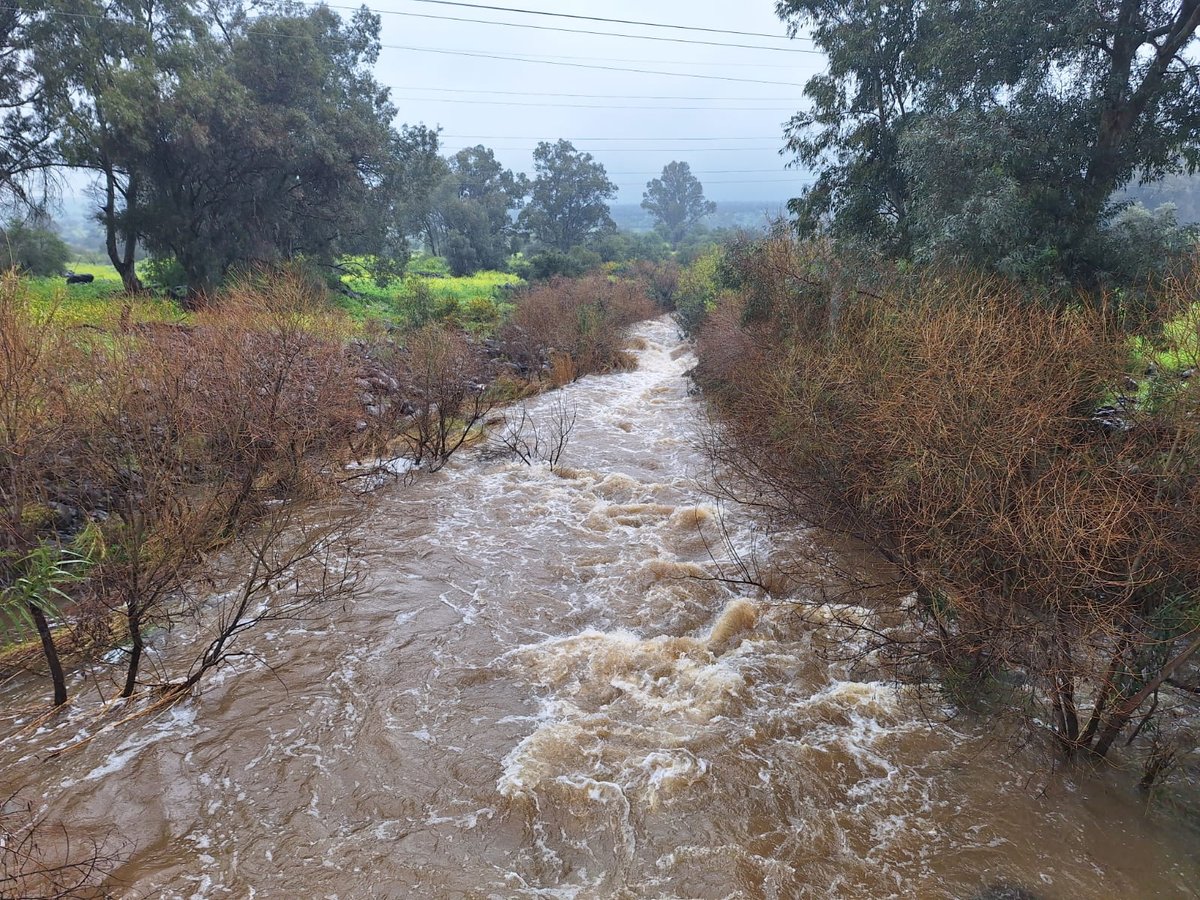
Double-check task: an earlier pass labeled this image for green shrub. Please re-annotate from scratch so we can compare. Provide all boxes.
[141,255,189,290]
[675,245,725,334]
[407,254,452,278]
[1,221,69,277]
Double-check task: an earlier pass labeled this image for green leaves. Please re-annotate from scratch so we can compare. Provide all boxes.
[778,0,1200,284]
[1,544,84,637]
[519,140,618,252]
[418,145,528,276]
[642,161,716,247]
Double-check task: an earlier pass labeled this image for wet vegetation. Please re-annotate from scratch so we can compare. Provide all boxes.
[0,262,662,892]
[674,0,1200,811]
[687,239,1200,793]
[0,261,663,699]
[5,0,1200,893]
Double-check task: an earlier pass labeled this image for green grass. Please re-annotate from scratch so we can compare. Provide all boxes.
[25,263,190,328]
[19,255,525,336]
[339,257,523,334]
[1132,308,1200,374]
[1120,308,1199,410]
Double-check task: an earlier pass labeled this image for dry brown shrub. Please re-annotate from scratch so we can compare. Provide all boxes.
[502,274,657,381]
[548,350,575,387]
[0,272,91,705]
[0,273,88,556]
[697,236,1200,780]
[186,274,361,511]
[2,271,370,704]
[627,258,681,309]
[392,323,495,470]
[65,272,365,697]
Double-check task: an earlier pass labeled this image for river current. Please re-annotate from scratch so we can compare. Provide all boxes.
[2,317,1197,898]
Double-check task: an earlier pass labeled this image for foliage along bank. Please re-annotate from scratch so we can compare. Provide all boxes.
[686,235,1200,797]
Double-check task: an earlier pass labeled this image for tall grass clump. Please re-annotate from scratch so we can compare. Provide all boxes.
[695,236,1200,790]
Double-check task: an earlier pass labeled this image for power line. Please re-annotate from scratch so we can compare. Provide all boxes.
[304,2,815,54]
[390,85,802,101]
[401,0,796,41]
[380,44,807,85]
[5,4,815,92]
[395,95,796,110]
[442,135,784,141]
[417,49,808,68]
[4,6,815,84]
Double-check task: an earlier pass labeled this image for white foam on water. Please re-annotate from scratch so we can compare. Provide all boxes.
[59,702,198,788]
[5,316,1193,899]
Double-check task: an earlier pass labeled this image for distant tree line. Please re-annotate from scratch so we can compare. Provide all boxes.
[0,2,719,293]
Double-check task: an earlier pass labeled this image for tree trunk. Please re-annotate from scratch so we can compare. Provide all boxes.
[30,602,67,707]
[1092,629,1200,757]
[1079,638,1129,748]
[101,161,142,294]
[1069,1,1200,266]
[121,605,143,698]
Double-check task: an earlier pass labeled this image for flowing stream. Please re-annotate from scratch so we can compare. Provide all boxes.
[2,317,1198,898]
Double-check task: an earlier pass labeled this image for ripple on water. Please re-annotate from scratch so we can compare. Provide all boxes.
[3,317,1197,900]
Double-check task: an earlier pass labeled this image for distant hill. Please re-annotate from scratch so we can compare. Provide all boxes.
[611,201,788,234]
[45,193,793,257]
[49,192,109,258]
[1120,173,1200,223]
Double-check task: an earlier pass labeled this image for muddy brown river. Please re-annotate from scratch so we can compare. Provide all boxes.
[3,318,1198,898]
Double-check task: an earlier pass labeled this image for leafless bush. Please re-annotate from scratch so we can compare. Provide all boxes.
[372,323,498,472]
[493,397,577,472]
[627,259,680,310]
[1,271,369,707]
[502,275,657,382]
[74,272,362,699]
[187,274,361,520]
[0,272,87,706]
[163,503,361,697]
[0,793,120,898]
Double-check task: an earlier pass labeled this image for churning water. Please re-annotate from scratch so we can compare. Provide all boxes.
[2,318,1197,898]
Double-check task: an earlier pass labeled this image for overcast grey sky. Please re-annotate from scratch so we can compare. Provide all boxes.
[366,0,822,204]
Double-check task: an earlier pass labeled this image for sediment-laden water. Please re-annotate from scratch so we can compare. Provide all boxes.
[2,318,1197,898]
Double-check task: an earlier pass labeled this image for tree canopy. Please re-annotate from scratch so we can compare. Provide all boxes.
[642,161,716,246]
[0,214,68,275]
[777,0,1200,281]
[26,0,211,289]
[519,140,617,252]
[0,5,55,209]
[129,6,399,292]
[425,145,528,275]
[13,0,433,294]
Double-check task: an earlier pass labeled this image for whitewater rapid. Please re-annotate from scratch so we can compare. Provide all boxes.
[1,317,1197,898]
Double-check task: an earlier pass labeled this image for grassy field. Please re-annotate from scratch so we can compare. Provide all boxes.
[25,263,189,328]
[21,255,525,335]
[1132,311,1200,374]
[338,257,523,333]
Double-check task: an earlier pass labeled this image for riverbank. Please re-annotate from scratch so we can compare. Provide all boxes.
[688,236,1200,801]
[0,268,656,708]
[3,317,1197,897]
